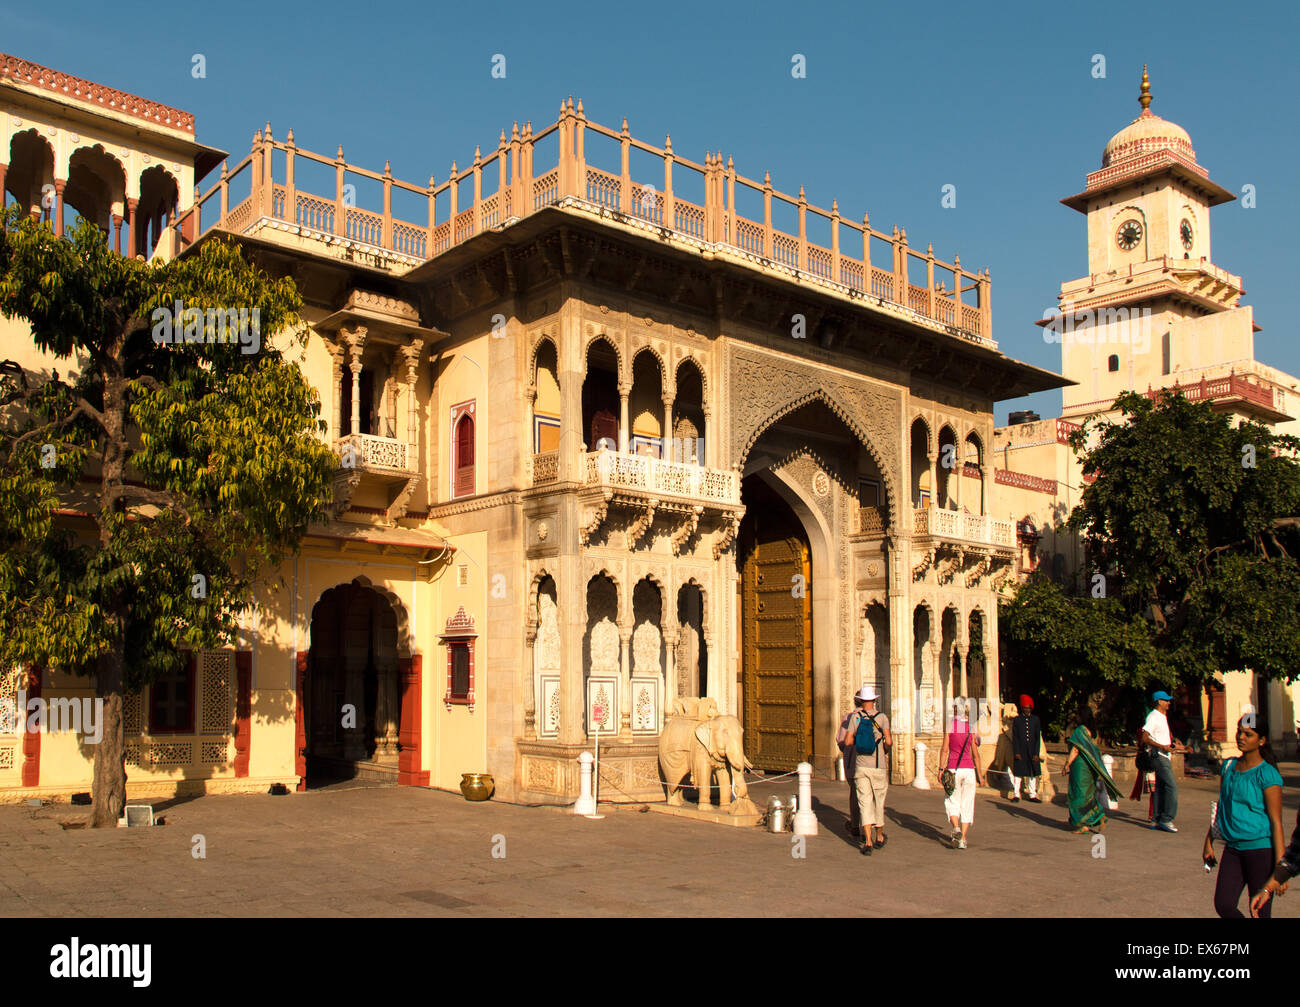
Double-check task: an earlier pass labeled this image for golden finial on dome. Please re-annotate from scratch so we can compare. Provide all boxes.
[1139,64,1152,112]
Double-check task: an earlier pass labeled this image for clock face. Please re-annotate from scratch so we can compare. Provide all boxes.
[1180,219,1194,250]
[1116,219,1143,251]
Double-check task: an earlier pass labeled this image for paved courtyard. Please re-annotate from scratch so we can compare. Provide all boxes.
[2,766,1296,917]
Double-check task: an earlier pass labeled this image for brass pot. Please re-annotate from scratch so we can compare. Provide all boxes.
[460,772,495,801]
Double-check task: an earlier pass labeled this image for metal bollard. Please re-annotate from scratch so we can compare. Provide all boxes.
[574,751,597,816]
[1101,754,1118,810]
[913,741,931,790]
[792,762,818,836]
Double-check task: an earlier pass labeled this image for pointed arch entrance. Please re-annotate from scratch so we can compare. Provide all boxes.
[738,475,813,771]
[304,581,404,786]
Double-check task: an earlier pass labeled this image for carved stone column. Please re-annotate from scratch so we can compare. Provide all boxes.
[328,344,345,442]
[927,450,936,508]
[375,662,399,762]
[618,383,631,454]
[956,643,970,708]
[662,396,673,460]
[701,404,712,468]
[662,626,679,728]
[343,325,368,437]
[401,339,424,462]
[125,197,138,259]
[618,625,632,741]
[53,178,66,237]
[523,617,539,740]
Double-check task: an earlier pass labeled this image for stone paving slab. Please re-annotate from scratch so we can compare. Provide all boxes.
[0,767,1296,917]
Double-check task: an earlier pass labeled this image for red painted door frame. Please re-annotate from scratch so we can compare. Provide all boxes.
[294,650,308,791]
[20,665,40,788]
[398,655,429,786]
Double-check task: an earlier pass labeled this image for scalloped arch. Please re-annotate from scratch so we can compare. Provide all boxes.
[739,388,901,528]
[307,577,412,657]
[582,333,624,383]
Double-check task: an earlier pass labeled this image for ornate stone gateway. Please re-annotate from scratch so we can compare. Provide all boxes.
[739,478,813,771]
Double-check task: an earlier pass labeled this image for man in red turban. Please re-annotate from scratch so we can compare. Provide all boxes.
[1009,695,1042,803]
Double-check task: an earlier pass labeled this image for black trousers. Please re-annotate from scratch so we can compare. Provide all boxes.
[1214,846,1274,918]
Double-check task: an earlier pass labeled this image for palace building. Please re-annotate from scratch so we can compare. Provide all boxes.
[0,51,1063,803]
[993,68,1300,755]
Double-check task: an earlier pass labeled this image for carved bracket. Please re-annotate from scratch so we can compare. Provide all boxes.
[713,511,742,559]
[965,553,993,588]
[671,505,705,556]
[627,497,659,547]
[912,548,934,581]
[579,493,611,546]
[330,469,362,520]
[388,475,421,521]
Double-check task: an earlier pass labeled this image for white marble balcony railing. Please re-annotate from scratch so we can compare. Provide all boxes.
[582,449,740,505]
[334,433,413,472]
[913,507,1014,549]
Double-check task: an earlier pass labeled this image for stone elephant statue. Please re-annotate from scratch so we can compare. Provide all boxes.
[658,707,757,816]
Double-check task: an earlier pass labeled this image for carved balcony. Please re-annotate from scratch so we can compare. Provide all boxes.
[332,433,420,521]
[575,448,743,555]
[911,506,1014,586]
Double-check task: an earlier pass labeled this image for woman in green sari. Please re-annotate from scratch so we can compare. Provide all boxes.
[1062,718,1122,834]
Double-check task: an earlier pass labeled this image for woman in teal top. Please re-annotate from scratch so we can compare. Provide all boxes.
[1203,716,1285,918]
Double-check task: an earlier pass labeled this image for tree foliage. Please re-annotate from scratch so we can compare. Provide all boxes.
[1001,390,1300,739]
[0,208,337,824]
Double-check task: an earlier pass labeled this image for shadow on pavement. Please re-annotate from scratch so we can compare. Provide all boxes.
[810,797,860,849]
[885,806,951,847]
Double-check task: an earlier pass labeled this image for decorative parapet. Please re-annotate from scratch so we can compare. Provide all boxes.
[913,507,1014,549]
[582,450,740,506]
[994,469,1058,494]
[0,51,195,133]
[178,101,995,344]
[531,450,559,486]
[335,433,411,472]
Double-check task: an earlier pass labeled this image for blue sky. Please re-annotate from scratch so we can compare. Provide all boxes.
[11,0,1298,422]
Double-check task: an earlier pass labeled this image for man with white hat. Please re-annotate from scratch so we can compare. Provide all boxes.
[842,685,893,856]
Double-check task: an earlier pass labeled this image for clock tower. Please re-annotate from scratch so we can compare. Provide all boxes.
[1046,67,1282,423]
[1064,66,1234,274]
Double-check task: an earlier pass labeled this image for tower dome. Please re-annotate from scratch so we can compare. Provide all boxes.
[1101,66,1196,167]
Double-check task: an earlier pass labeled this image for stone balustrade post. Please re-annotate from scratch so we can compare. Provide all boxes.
[334,145,346,237]
[663,134,675,230]
[284,128,296,222]
[797,185,807,271]
[382,159,393,247]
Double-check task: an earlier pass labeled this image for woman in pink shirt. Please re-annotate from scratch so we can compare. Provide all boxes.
[936,701,985,849]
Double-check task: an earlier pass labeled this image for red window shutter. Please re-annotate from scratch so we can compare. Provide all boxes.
[454,413,475,497]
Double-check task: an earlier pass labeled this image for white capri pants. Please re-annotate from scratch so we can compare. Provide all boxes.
[943,768,977,824]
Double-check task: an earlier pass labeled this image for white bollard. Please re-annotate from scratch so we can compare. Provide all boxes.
[1101,754,1118,810]
[792,762,818,836]
[913,741,931,790]
[574,751,597,816]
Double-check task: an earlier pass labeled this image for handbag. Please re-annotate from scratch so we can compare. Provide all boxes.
[942,732,972,797]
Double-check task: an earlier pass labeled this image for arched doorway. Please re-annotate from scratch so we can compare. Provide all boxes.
[305,582,402,786]
[738,475,812,771]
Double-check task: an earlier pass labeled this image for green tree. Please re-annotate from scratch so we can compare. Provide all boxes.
[0,209,337,826]
[1002,391,1300,740]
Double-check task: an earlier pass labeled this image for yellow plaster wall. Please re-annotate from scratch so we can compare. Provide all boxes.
[430,530,489,791]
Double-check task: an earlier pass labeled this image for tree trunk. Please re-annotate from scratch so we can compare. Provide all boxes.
[91,368,128,828]
[91,655,126,827]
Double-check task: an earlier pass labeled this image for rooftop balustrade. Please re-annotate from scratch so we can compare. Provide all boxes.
[174,100,994,345]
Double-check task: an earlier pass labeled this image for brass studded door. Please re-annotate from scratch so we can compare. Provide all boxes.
[740,482,813,771]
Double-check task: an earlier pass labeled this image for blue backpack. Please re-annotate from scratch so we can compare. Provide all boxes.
[854,712,880,755]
